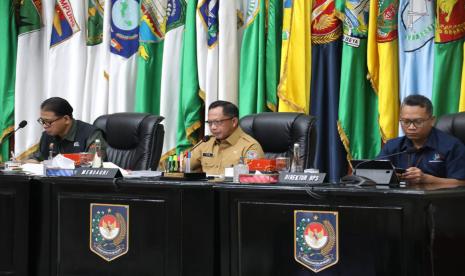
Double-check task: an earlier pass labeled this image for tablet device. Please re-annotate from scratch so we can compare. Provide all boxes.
[350,159,395,170]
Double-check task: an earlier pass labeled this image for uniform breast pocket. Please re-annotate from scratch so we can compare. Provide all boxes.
[201,156,216,169]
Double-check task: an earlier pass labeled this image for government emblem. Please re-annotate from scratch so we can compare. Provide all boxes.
[110,0,140,58]
[294,210,338,272]
[90,203,129,261]
[50,0,80,47]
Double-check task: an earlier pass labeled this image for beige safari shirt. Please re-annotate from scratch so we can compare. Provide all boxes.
[190,127,264,175]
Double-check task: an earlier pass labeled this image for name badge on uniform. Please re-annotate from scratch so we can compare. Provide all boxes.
[203,153,213,157]
[74,142,80,147]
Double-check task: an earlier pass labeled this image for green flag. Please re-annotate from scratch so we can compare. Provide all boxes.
[337,0,381,160]
[135,0,166,115]
[0,1,18,162]
[177,0,203,153]
[265,0,282,112]
[238,0,267,117]
[431,3,465,117]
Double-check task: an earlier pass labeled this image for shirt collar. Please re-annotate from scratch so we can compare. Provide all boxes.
[400,127,437,151]
[62,119,77,142]
[216,127,242,145]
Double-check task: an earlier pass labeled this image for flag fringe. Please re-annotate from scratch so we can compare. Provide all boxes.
[337,120,353,166]
[17,144,39,160]
[0,126,14,142]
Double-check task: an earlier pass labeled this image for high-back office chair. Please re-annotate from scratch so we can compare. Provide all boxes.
[435,112,465,144]
[94,113,165,170]
[239,112,317,169]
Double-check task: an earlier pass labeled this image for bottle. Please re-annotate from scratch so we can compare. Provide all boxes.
[172,155,179,172]
[233,157,249,182]
[184,151,191,173]
[290,143,303,172]
[92,139,103,168]
[48,143,55,161]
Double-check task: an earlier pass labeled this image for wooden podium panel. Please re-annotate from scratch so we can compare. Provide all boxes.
[38,177,215,276]
[216,184,465,276]
[0,174,30,276]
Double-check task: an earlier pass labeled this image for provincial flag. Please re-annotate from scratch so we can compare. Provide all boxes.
[336,0,381,160]
[238,0,268,117]
[310,0,347,182]
[264,0,283,112]
[108,0,140,113]
[15,0,45,158]
[197,0,219,125]
[135,0,167,115]
[398,0,435,103]
[367,0,400,140]
[177,0,203,153]
[218,0,239,104]
[0,0,18,161]
[431,0,465,116]
[159,0,187,159]
[278,0,312,113]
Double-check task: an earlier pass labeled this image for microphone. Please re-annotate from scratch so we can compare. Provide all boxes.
[0,120,27,144]
[353,147,417,172]
[189,135,211,152]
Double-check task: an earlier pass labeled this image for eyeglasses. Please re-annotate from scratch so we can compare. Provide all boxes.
[399,118,431,128]
[37,116,63,127]
[205,117,233,127]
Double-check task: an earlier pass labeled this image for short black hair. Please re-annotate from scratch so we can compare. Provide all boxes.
[40,97,74,118]
[401,95,433,116]
[208,100,239,118]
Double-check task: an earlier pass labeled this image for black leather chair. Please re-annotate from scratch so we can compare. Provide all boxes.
[94,113,165,170]
[435,111,465,144]
[240,112,317,169]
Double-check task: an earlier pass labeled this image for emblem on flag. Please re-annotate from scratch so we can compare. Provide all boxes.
[87,0,105,45]
[198,0,219,47]
[50,0,80,47]
[342,0,370,39]
[400,0,434,51]
[18,0,43,35]
[311,0,342,44]
[140,0,167,43]
[110,0,140,58]
[90,203,129,261]
[294,210,338,272]
[377,1,399,42]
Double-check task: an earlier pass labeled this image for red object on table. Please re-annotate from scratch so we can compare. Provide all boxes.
[247,159,276,172]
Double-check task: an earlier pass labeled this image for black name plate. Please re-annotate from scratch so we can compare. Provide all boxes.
[279,172,326,184]
[75,168,122,178]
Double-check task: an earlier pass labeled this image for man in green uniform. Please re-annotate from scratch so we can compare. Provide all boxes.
[190,101,264,175]
[30,97,107,161]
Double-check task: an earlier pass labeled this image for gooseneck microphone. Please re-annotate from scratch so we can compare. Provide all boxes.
[189,135,211,152]
[0,120,28,144]
[353,147,418,172]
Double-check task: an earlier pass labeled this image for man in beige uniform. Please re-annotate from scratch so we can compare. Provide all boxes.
[190,101,264,175]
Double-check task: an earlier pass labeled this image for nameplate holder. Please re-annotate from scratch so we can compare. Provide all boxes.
[161,172,207,181]
[75,168,122,178]
[279,172,326,184]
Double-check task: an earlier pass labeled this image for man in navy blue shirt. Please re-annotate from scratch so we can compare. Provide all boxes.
[379,95,465,185]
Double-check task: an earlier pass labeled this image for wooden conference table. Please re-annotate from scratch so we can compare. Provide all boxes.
[1,173,465,276]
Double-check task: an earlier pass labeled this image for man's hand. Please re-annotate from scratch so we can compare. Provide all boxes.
[401,167,465,187]
[401,167,426,184]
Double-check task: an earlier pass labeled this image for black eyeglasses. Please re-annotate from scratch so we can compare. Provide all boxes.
[205,117,233,127]
[399,117,431,128]
[37,116,63,127]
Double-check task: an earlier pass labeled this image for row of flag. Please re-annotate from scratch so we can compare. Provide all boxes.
[0,0,464,182]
